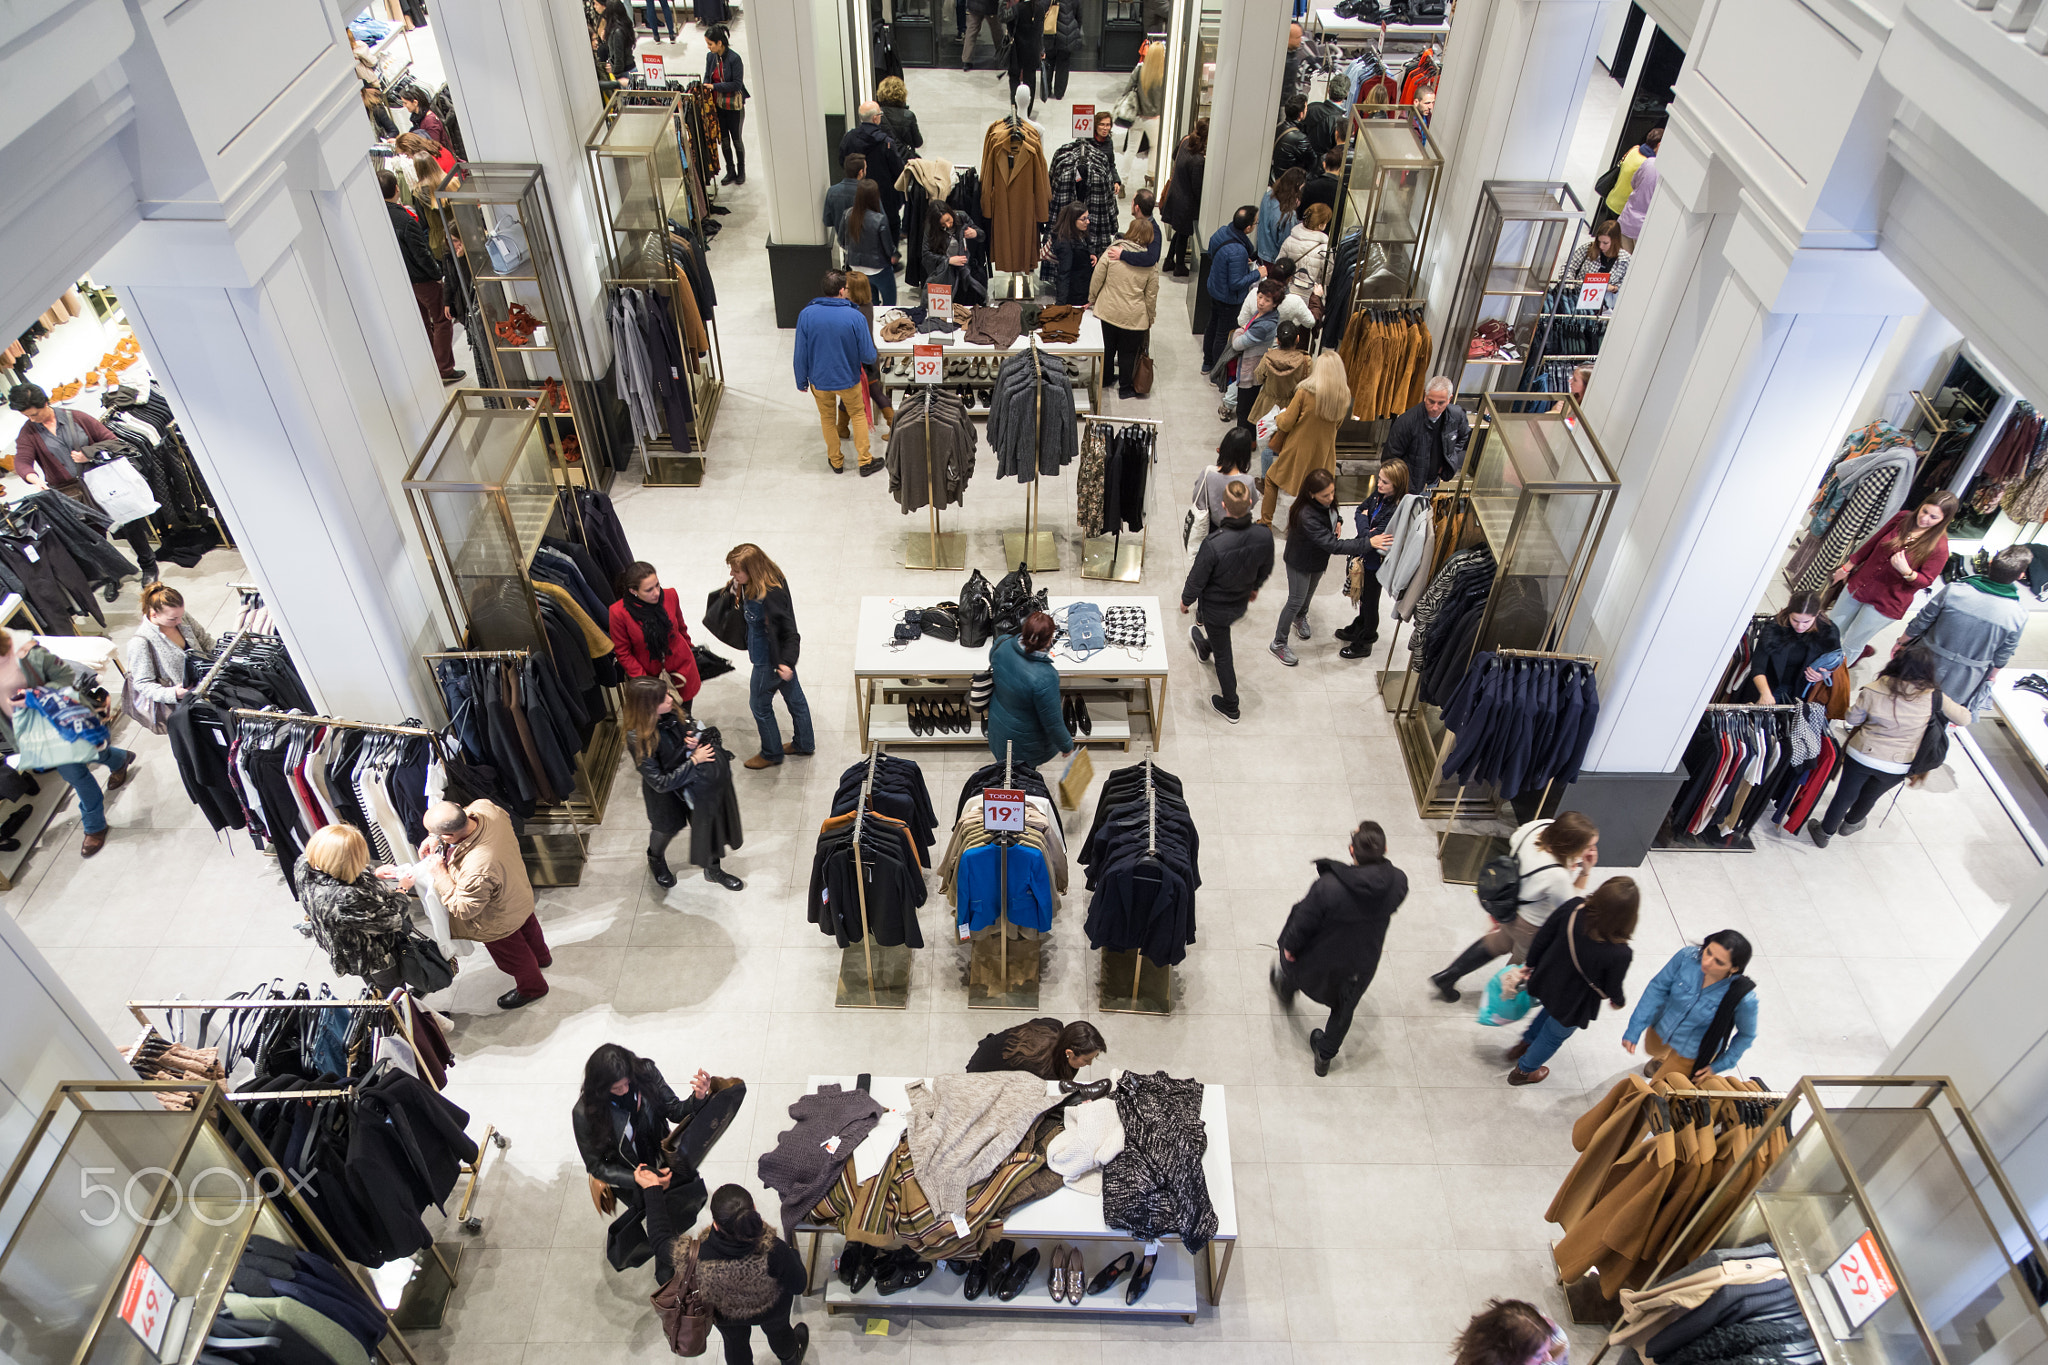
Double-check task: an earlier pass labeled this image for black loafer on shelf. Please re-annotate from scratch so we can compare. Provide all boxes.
[993,1246,1039,1302]
[1086,1251,1134,1296]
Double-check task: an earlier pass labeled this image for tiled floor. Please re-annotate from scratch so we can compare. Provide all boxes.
[7,33,2044,1365]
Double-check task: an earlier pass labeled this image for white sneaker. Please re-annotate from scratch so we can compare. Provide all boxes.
[1269,642,1298,666]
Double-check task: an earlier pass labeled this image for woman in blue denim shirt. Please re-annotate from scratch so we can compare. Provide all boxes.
[725,544,815,769]
[1623,930,1758,1080]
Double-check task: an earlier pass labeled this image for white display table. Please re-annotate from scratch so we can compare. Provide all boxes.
[870,311,1105,415]
[796,1074,1237,1321]
[851,595,1170,749]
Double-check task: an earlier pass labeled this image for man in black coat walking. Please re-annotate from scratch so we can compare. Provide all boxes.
[839,105,908,238]
[1273,820,1407,1076]
[1181,479,1274,723]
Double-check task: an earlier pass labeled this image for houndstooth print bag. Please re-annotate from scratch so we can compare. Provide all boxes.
[1102,606,1148,650]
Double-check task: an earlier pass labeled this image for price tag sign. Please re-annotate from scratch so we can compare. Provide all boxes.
[640,52,666,83]
[119,1255,176,1356]
[1825,1232,1898,1329]
[928,283,953,321]
[912,344,944,384]
[1072,104,1096,139]
[1577,271,1610,311]
[982,787,1027,832]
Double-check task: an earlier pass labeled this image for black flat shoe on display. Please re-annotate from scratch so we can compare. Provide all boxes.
[647,850,677,887]
[1087,1251,1134,1296]
[839,1241,877,1292]
[993,1246,1039,1301]
[1125,1252,1157,1304]
[877,1248,933,1295]
[1077,697,1092,735]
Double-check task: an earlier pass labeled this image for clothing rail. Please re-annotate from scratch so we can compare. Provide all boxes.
[229,709,441,738]
[1703,703,1800,712]
[224,1087,355,1102]
[192,628,264,700]
[1495,647,1600,664]
[421,648,533,661]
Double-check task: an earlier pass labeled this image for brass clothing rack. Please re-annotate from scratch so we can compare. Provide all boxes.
[1003,340,1060,571]
[902,385,966,570]
[229,709,442,738]
[837,743,911,1008]
[969,742,1042,1009]
[1080,414,1159,583]
[1100,754,1172,1013]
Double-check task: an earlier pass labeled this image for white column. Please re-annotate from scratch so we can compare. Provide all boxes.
[430,0,611,374]
[1197,0,1290,234]
[752,0,831,249]
[1560,116,1923,846]
[1419,0,1610,322]
[97,92,450,722]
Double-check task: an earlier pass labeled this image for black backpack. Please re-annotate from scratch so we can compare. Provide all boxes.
[958,570,995,647]
[1475,823,1561,923]
[992,562,1047,637]
[1907,686,1950,775]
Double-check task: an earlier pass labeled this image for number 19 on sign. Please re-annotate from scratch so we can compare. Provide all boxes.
[982,787,1026,832]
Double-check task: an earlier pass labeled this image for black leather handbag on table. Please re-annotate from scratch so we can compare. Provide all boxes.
[703,585,748,651]
[958,569,995,647]
[992,562,1049,637]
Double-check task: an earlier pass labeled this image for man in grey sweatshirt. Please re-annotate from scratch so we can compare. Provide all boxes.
[1898,544,2032,715]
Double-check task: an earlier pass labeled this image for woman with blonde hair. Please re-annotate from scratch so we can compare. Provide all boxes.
[843,270,893,435]
[124,582,214,734]
[725,545,814,769]
[1260,350,1349,524]
[1115,41,1168,191]
[874,74,923,154]
[1277,201,1332,304]
[298,824,418,993]
[623,675,744,889]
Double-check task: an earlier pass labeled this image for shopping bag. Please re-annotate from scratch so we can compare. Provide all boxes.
[12,702,101,770]
[650,1235,712,1356]
[1475,964,1533,1027]
[79,457,160,526]
[1057,744,1094,809]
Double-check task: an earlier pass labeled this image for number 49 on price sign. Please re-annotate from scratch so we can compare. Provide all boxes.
[913,344,944,385]
[982,787,1026,832]
[119,1254,182,1357]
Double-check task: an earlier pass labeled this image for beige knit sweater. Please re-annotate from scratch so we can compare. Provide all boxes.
[904,1073,1064,1221]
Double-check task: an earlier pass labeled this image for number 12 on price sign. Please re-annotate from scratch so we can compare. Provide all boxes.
[982,787,1026,832]
[912,344,943,384]
[1824,1231,1898,1330]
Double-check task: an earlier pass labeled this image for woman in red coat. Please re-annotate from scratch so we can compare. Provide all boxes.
[1829,492,1958,665]
[609,561,703,709]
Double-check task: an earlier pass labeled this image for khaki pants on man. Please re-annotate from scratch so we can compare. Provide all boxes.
[811,385,872,470]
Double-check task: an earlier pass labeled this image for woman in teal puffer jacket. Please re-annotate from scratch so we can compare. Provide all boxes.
[985,612,1074,767]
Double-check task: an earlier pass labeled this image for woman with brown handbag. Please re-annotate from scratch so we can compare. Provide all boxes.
[647,1184,809,1365]
[1508,877,1639,1086]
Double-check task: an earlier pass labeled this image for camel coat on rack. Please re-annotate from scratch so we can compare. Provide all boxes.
[980,120,1051,274]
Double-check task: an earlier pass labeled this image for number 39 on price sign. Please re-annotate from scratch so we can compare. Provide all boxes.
[1825,1231,1898,1329]
[982,787,1027,832]
[912,343,943,384]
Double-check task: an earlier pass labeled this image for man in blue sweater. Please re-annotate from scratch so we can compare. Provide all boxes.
[1202,207,1263,372]
[793,271,881,475]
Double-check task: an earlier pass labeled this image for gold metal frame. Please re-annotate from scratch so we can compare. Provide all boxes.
[1333,104,1443,311]
[836,744,913,1009]
[1079,415,1159,583]
[966,743,1041,1010]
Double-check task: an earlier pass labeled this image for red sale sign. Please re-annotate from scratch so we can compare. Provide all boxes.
[1071,104,1096,140]
[119,1255,176,1355]
[912,344,943,384]
[982,787,1027,832]
[1825,1231,1898,1328]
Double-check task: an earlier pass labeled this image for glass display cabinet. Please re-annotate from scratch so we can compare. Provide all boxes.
[0,1081,422,1365]
[1582,1076,2048,1365]
[434,164,603,491]
[402,389,583,654]
[1435,180,1585,401]
[586,90,725,485]
[1381,393,1617,820]
[1334,105,1442,306]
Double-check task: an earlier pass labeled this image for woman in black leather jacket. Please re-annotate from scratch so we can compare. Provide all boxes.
[1270,468,1371,666]
[574,1044,713,1271]
[624,676,745,891]
[1338,459,1409,658]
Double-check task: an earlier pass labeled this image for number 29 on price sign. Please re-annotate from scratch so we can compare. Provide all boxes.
[1825,1231,1898,1329]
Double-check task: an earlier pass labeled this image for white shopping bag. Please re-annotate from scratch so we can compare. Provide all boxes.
[80,457,160,526]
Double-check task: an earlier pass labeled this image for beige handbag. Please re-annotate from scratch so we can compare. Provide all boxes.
[1043,2,1059,32]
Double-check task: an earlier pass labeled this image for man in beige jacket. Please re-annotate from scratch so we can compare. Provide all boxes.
[422,799,549,1008]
